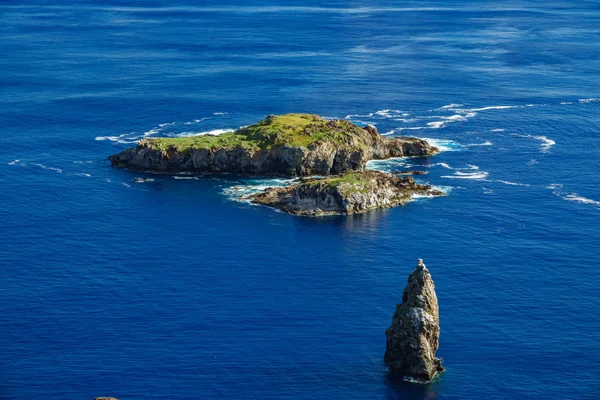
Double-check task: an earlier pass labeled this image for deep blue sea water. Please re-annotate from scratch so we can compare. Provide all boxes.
[1,1,600,399]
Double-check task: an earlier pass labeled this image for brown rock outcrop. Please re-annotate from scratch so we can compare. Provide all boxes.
[384,259,444,382]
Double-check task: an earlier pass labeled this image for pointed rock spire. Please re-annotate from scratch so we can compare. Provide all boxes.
[384,259,444,382]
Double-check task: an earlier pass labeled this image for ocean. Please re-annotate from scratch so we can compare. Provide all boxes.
[1,1,599,399]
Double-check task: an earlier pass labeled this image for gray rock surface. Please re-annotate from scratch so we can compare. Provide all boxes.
[384,259,444,382]
[249,171,444,216]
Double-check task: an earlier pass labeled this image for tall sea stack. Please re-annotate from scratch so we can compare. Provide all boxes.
[384,259,444,382]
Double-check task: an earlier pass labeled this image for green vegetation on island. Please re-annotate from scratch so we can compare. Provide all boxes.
[141,113,369,151]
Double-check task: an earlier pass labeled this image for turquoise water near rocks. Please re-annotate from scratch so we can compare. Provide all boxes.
[1,2,600,399]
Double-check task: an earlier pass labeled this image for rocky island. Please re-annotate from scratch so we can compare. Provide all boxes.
[109,113,438,176]
[385,259,444,382]
[250,171,444,216]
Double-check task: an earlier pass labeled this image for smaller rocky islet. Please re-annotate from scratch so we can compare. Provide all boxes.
[250,171,445,216]
[109,113,443,215]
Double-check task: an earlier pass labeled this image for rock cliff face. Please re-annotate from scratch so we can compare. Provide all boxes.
[109,114,437,177]
[249,171,444,216]
[384,259,444,382]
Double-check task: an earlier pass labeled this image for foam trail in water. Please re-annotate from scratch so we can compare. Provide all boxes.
[578,98,600,103]
[32,163,62,173]
[491,180,531,187]
[549,184,600,209]
[223,178,295,203]
[419,138,463,152]
[441,171,489,180]
[365,158,413,173]
[491,128,505,132]
[467,141,493,147]
[8,160,20,165]
[512,134,555,153]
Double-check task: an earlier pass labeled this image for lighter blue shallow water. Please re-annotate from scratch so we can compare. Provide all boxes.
[1,1,600,399]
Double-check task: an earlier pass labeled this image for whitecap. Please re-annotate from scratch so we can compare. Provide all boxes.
[8,159,20,165]
[490,128,505,132]
[344,112,374,119]
[222,178,295,203]
[441,171,489,180]
[173,176,200,180]
[419,138,463,152]
[426,121,445,129]
[560,101,573,105]
[430,162,453,169]
[578,98,600,103]
[365,158,409,173]
[492,180,530,187]
[562,194,600,207]
[193,128,234,136]
[467,141,493,147]
[213,112,227,115]
[32,163,62,173]
[468,105,519,112]
[511,134,555,152]
[75,173,91,177]
[439,103,463,110]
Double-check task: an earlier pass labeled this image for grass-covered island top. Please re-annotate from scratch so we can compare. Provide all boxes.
[109,113,438,177]
[142,113,374,151]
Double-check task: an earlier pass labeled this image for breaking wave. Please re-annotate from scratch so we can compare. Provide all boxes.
[222,178,295,203]
[511,134,555,152]
[441,171,489,180]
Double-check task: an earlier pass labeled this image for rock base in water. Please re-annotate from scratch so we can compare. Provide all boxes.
[249,171,444,216]
[384,259,444,382]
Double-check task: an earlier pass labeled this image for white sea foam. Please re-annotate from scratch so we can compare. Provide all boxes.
[345,112,374,119]
[8,159,20,165]
[441,171,489,180]
[419,138,462,152]
[32,163,62,173]
[222,178,295,202]
[562,194,600,207]
[560,101,573,105]
[75,173,91,177]
[491,128,505,132]
[213,112,227,115]
[426,121,445,129]
[492,180,531,187]
[548,184,600,209]
[430,162,453,169]
[411,185,452,199]
[173,176,200,180]
[365,158,409,173]
[512,134,555,152]
[193,128,234,136]
[468,105,519,112]
[439,103,464,109]
[578,98,600,103]
[468,141,493,146]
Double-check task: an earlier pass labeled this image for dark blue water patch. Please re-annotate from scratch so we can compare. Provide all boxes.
[2,1,600,399]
